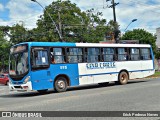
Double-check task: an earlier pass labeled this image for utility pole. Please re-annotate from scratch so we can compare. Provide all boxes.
[112,0,117,22]
[57,10,62,41]
[52,5,67,42]
[31,0,63,42]
[106,0,119,43]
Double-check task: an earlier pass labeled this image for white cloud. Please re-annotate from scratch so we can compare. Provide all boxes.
[1,0,160,34]
[0,3,4,11]
[3,0,55,29]
[71,0,160,33]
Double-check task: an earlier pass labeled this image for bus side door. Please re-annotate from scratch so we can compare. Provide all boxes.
[31,49,52,90]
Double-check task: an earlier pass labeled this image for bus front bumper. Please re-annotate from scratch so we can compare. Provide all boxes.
[9,81,33,92]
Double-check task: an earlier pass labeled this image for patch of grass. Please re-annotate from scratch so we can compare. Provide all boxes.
[147,71,160,78]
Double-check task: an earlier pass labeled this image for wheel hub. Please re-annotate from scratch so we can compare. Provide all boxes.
[57,80,65,89]
[121,75,126,81]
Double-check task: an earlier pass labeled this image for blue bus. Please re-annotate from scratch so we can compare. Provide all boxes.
[9,42,155,93]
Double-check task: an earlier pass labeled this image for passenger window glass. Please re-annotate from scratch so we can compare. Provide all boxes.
[67,48,83,63]
[118,48,128,61]
[86,48,100,62]
[35,50,49,66]
[130,48,140,60]
[50,48,65,64]
[102,48,114,62]
[141,48,151,60]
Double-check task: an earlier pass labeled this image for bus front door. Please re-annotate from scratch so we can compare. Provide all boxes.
[31,49,52,91]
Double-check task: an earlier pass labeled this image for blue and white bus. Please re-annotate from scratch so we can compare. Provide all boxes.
[9,42,155,93]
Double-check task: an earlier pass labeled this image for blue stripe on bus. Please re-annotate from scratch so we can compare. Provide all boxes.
[79,69,154,77]
[150,46,155,70]
[129,69,154,72]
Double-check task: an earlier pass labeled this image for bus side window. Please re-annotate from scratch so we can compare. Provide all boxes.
[102,48,115,62]
[67,48,83,63]
[140,48,151,60]
[35,50,49,65]
[52,48,66,63]
[86,48,100,63]
[117,48,128,61]
[130,48,140,61]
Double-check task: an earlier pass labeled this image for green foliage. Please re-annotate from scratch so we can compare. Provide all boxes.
[0,29,10,72]
[0,30,4,41]
[9,24,28,45]
[33,0,108,42]
[155,51,160,59]
[0,26,12,72]
[121,29,157,55]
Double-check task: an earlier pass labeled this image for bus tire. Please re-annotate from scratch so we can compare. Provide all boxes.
[117,71,128,85]
[54,77,67,92]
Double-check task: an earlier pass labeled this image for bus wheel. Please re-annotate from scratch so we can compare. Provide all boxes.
[54,77,67,92]
[37,89,48,94]
[117,71,128,85]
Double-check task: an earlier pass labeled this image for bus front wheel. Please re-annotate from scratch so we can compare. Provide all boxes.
[117,71,128,85]
[54,77,67,92]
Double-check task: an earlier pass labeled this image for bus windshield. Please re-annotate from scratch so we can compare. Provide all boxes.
[9,51,29,76]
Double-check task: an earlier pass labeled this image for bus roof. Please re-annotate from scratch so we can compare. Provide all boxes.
[76,43,151,48]
[15,42,151,48]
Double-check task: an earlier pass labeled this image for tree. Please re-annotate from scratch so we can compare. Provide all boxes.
[105,20,120,41]
[9,24,28,45]
[121,29,156,54]
[35,0,108,42]
[0,27,10,72]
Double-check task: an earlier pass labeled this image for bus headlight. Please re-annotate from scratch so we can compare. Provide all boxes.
[24,76,30,84]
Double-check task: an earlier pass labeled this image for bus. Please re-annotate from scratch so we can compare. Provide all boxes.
[8,42,155,93]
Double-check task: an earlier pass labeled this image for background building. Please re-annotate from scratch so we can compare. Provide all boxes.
[156,27,160,48]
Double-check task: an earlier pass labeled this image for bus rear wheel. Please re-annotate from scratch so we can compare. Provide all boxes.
[54,77,67,92]
[117,71,128,85]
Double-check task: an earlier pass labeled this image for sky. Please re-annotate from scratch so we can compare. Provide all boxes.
[0,0,160,34]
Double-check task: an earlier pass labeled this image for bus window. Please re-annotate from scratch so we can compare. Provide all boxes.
[130,48,140,61]
[102,48,114,62]
[86,48,100,63]
[31,48,49,71]
[117,48,128,61]
[140,48,151,60]
[50,48,65,63]
[67,48,83,63]
[35,50,49,66]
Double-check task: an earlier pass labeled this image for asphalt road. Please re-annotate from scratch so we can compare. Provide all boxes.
[0,78,160,120]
